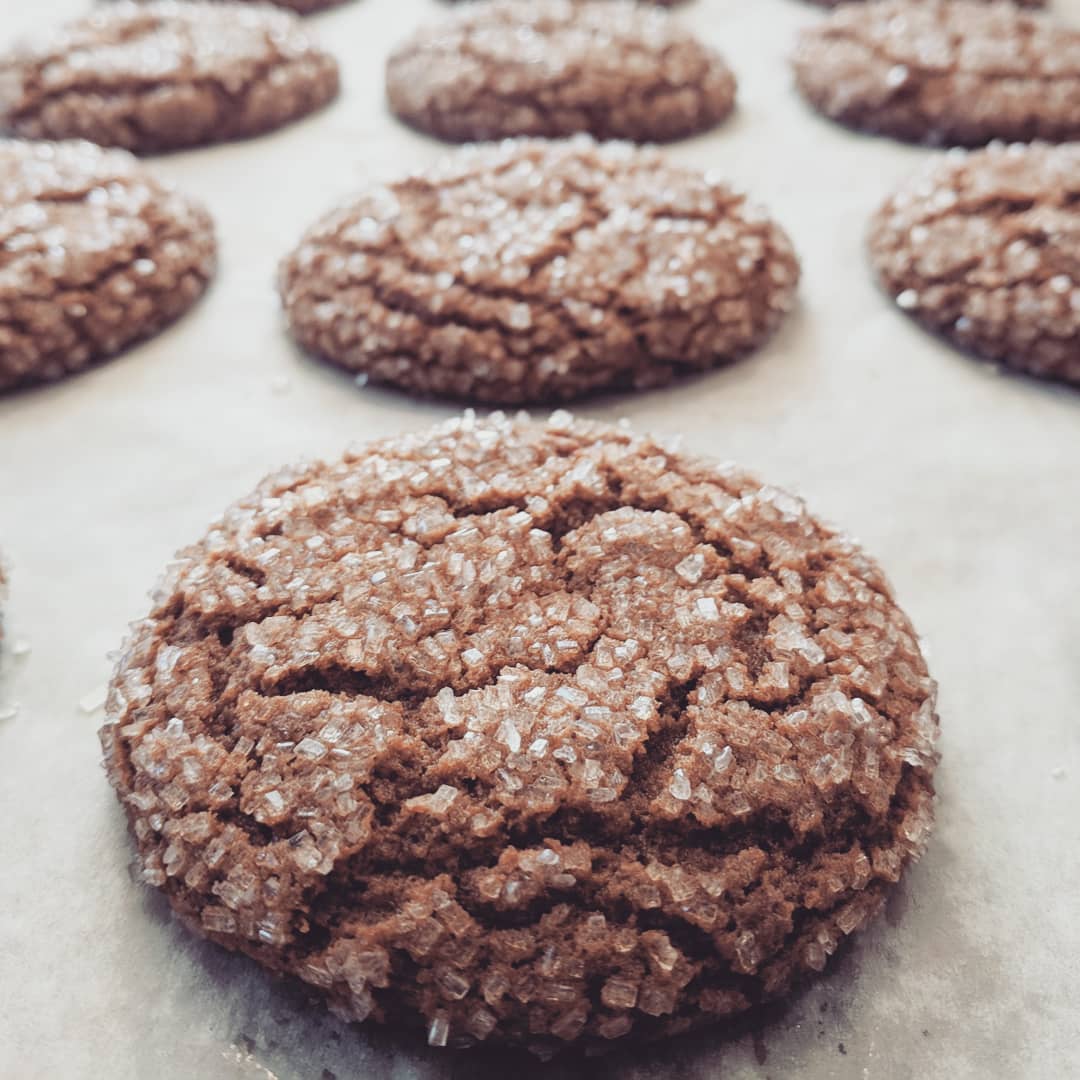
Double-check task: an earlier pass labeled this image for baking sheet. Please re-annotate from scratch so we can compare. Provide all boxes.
[1,0,1079,1076]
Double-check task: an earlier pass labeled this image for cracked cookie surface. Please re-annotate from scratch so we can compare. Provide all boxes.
[0,2,339,153]
[101,412,939,1054]
[792,0,1080,146]
[869,142,1080,385]
[0,139,215,391]
[279,138,799,404]
[386,0,736,144]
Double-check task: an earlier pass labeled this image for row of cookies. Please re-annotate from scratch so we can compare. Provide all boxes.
[2,0,1078,153]
[2,0,1078,395]
[3,129,1076,395]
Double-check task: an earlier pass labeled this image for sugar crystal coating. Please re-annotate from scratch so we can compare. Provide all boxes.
[386,0,736,144]
[792,0,1080,146]
[0,2,340,153]
[101,413,939,1054]
[279,138,799,404]
[0,139,215,391]
[869,142,1080,385]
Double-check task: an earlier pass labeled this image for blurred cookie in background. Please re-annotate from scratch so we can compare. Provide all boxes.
[793,0,1080,146]
[869,142,1080,386]
[387,0,736,144]
[0,2,340,153]
[0,140,215,391]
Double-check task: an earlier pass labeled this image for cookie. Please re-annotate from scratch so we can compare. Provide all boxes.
[386,0,736,144]
[0,2,340,153]
[869,142,1080,386]
[279,139,799,403]
[0,140,215,392]
[100,412,939,1055]
[792,0,1080,146]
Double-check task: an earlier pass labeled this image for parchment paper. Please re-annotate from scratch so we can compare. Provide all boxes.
[1,0,1078,1076]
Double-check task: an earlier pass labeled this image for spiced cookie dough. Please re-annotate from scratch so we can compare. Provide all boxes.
[279,139,799,403]
[869,142,1080,385]
[100,413,939,1055]
[792,0,1080,146]
[0,140,215,392]
[386,0,736,144]
[0,2,340,153]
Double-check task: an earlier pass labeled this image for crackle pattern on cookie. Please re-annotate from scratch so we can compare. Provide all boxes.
[793,0,1080,146]
[0,2,339,152]
[280,139,799,404]
[387,0,735,144]
[869,142,1080,384]
[102,414,938,1054]
[0,140,214,390]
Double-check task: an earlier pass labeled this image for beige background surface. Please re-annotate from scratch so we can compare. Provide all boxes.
[1,0,1078,1077]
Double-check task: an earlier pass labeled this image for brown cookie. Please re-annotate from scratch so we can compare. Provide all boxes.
[869,142,1080,386]
[0,140,215,392]
[0,2,340,153]
[386,0,736,144]
[279,139,799,404]
[792,0,1080,146]
[100,413,939,1055]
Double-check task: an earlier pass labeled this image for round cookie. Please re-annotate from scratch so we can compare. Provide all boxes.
[100,412,939,1055]
[792,0,1080,146]
[386,0,736,144]
[0,2,340,153]
[0,140,215,392]
[869,142,1080,386]
[279,139,799,404]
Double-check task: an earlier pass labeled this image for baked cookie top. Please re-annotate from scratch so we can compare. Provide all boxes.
[869,142,1080,385]
[0,139,215,391]
[386,0,736,144]
[0,2,340,152]
[792,0,1080,146]
[280,138,799,404]
[101,413,939,1054]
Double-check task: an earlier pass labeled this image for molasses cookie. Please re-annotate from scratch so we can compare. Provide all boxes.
[100,412,939,1055]
[279,138,799,403]
[0,2,340,153]
[0,140,215,392]
[386,0,736,144]
[869,142,1080,385]
[792,0,1080,146]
